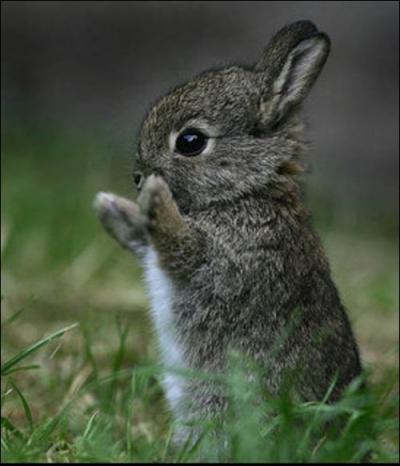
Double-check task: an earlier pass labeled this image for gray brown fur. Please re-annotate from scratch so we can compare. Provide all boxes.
[94,20,362,429]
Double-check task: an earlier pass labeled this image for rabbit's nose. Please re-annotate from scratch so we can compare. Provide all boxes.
[133,172,144,191]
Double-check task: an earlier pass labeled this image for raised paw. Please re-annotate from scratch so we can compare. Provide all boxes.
[138,175,173,225]
[94,192,148,251]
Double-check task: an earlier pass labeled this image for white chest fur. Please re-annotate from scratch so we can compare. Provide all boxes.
[143,247,185,412]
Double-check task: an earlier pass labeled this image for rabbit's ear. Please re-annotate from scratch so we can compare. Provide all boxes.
[255,21,330,126]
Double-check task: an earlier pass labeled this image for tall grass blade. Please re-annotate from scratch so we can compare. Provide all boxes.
[1,323,78,376]
[2,307,25,327]
[10,381,34,433]
[4,365,40,375]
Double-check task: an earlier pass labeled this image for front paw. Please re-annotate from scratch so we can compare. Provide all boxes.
[94,192,147,250]
[138,175,172,226]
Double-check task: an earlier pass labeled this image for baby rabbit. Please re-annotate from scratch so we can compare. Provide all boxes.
[95,20,362,432]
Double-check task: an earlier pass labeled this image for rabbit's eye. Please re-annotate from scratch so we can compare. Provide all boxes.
[175,128,208,157]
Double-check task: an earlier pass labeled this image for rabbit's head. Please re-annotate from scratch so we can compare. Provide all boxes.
[135,20,330,212]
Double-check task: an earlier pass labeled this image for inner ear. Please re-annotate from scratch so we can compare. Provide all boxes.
[276,36,329,112]
[258,32,330,127]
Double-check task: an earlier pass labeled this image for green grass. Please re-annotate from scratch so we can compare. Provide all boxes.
[1,119,398,462]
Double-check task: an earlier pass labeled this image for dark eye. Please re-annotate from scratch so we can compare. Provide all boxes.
[175,128,208,157]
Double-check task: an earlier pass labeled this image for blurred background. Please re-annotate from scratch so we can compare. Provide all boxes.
[2,1,399,199]
[1,0,398,438]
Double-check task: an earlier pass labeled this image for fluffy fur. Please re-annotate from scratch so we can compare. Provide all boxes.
[94,20,362,432]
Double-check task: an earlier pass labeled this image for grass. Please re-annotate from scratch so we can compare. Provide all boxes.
[1,118,399,462]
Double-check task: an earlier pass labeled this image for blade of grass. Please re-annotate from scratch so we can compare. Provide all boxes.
[29,416,62,446]
[1,416,24,440]
[298,375,339,454]
[105,318,130,405]
[82,411,99,440]
[2,307,25,326]
[3,365,40,375]
[160,428,174,462]
[174,430,197,463]
[1,323,78,376]
[10,381,34,433]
